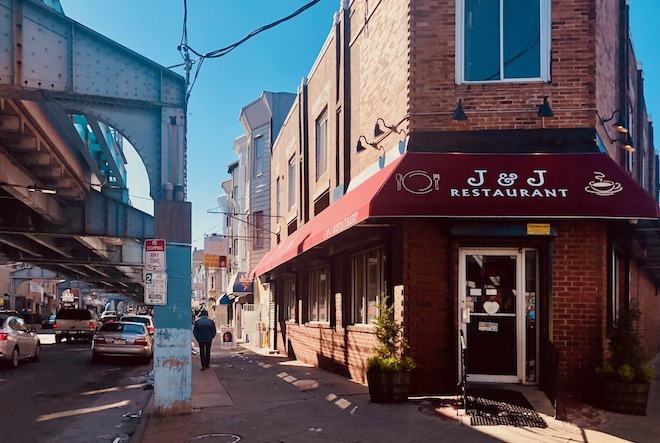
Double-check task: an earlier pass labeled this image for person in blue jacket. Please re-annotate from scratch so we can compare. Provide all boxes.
[193,309,217,370]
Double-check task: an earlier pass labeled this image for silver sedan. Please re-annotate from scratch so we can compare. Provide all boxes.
[91,321,153,363]
[0,314,40,368]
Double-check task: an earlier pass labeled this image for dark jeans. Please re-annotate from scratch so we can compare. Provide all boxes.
[198,341,212,368]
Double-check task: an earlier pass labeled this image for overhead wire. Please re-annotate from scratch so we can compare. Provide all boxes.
[179,0,322,99]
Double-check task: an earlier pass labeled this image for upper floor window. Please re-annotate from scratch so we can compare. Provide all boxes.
[252,211,264,249]
[315,110,328,181]
[253,136,264,177]
[457,0,550,83]
[288,155,297,210]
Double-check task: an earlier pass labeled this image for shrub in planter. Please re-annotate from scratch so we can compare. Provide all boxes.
[366,297,416,403]
[595,304,654,415]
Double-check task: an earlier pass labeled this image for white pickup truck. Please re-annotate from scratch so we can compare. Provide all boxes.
[53,309,102,343]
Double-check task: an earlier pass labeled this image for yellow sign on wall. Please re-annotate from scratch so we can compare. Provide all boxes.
[204,254,227,268]
[527,223,551,235]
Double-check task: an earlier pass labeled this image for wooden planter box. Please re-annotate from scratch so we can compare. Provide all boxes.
[601,379,650,416]
[367,371,411,403]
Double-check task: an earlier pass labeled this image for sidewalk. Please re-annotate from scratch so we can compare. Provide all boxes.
[131,342,660,443]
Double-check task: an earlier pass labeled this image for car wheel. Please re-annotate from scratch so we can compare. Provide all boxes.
[55,335,62,344]
[31,344,41,362]
[10,347,19,369]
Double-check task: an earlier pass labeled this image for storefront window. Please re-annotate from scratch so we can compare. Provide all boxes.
[309,266,329,322]
[352,248,386,324]
[279,276,295,321]
[524,249,537,383]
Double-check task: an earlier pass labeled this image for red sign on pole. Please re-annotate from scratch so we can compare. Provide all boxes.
[144,239,166,272]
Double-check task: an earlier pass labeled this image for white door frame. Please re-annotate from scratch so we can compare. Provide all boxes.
[458,248,526,384]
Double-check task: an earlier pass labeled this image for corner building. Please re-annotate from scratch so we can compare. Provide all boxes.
[252,0,660,401]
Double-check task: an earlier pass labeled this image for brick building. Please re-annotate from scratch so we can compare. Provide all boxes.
[252,0,660,400]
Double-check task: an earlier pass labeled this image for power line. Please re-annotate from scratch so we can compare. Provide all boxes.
[178,0,322,99]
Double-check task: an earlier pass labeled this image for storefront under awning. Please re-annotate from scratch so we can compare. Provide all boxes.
[252,152,659,277]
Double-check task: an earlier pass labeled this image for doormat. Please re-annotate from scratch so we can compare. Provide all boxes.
[467,389,548,428]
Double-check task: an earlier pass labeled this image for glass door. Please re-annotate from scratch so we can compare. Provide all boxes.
[459,248,532,384]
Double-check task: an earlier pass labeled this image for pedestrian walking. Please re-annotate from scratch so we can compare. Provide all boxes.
[193,309,216,370]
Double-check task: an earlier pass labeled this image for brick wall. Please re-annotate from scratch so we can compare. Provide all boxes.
[402,219,453,393]
[348,0,411,175]
[629,259,660,359]
[551,220,607,394]
[275,292,377,384]
[408,0,597,133]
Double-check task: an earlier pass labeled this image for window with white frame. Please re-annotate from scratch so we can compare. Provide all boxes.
[253,136,264,177]
[315,110,328,181]
[308,266,329,322]
[252,211,264,249]
[457,0,550,83]
[279,276,296,321]
[352,248,386,324]
[288,155,296,210]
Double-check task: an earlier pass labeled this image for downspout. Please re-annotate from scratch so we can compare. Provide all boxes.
[341,0,352,193]
[299,78,310,223]
[618,0,628,165]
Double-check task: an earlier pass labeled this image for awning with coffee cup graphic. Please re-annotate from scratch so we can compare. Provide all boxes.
[251,152,659,277]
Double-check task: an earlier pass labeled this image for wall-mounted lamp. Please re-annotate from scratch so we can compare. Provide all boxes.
[614,132,635,152]
[537,96,554,118]
[356,135,380,153]
[451,99,468,121]
[601,110,628,133]
[374,117,407,138]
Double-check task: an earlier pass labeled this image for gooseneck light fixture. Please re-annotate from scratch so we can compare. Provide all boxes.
[374,117,407,137]
[357,116,408,154]
[598,109,634,153]
[601,110,629,134]
[537,96,555,118]
[356,135,380,153]
[614,132,635,152]
[451,99,468,121]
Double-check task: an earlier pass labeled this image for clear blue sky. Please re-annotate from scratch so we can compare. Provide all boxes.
[60,0,659,250]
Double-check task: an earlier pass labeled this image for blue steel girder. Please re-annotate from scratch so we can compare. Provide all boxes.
[0,0,187,202]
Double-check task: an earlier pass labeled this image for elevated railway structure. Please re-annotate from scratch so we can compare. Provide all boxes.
[0,0,187,301]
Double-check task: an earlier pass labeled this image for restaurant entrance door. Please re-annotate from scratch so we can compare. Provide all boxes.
[459,248,538,384]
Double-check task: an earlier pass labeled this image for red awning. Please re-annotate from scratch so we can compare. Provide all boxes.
[252,152,659,276]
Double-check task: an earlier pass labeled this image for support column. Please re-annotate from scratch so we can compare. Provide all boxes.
[153,200,192,416]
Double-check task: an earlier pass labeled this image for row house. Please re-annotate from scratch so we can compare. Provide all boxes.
[222,92,296,345]
[251,0,660,402]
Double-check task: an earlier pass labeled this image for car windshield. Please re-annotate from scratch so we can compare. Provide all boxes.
[56,309,92,320]
[100,323,146,334]
[0,315,8,327]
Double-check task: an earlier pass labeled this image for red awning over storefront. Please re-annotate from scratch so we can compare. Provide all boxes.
[252,152,659,276]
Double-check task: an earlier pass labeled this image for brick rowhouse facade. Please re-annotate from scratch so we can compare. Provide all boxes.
[254,0,660,403]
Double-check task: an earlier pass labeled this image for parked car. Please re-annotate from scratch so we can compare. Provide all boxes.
[100,310,120,324]
[0,309,23,319]
[120,314,155,335]
[0,313,40,368]
[53,308,101,343]
[41,314,56,329]
[91,321,153,363]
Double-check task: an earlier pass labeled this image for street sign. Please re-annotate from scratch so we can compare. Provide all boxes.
[144,239,166,272]
[144,272,167,305]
